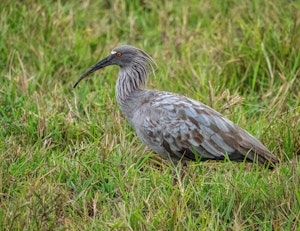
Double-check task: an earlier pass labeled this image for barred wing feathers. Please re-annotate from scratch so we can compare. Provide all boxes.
[142,92,279,166]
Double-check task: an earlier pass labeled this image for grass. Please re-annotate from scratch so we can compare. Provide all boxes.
[0,0,300,230]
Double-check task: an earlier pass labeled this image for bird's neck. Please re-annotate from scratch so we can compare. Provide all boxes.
[116,67,147,106]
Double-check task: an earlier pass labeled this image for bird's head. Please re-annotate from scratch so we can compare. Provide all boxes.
[73,45,155,88]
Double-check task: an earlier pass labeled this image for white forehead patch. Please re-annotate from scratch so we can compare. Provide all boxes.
[111,50,117,54]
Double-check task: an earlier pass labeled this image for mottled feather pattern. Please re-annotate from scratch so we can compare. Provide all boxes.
[125,91,278,165]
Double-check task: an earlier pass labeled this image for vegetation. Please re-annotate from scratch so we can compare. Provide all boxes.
[0,0,299,230]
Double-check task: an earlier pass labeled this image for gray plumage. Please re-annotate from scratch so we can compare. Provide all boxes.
[74,45,279,168]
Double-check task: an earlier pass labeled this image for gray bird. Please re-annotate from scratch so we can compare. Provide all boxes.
[74,45,279,168]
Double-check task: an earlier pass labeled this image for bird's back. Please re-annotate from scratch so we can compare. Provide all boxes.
[124,90,279,167]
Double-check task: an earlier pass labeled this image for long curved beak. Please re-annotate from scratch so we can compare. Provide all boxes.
[73,55,111,88]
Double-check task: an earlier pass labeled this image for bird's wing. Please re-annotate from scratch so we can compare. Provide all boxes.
[142,92,278,165]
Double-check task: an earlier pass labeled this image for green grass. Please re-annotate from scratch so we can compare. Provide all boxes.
[1,0,300,230]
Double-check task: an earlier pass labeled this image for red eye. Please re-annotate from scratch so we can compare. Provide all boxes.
[116,52,122,57]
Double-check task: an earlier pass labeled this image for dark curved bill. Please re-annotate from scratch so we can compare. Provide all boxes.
[73,56,111,88]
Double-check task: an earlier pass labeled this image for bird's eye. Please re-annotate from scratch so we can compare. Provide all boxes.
[116,52,122,57]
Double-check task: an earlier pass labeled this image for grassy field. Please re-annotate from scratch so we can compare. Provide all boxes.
[1,0,300,230]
